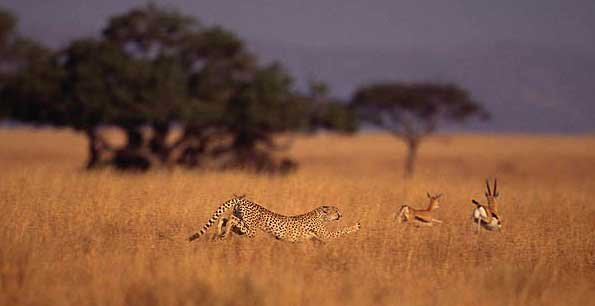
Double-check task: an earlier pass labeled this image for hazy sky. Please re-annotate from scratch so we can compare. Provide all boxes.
[4,0,595,49]
[3,1,595,132]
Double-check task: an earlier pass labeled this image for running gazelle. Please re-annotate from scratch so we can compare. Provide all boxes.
[471,179,502,232]
[397,193,443,226]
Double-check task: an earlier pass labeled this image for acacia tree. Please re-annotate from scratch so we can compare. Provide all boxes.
[2,4,356,173]
[351,82,488,177]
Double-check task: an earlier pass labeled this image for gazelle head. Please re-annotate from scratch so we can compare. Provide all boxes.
[426,193,442,210]
[484,179,499,212]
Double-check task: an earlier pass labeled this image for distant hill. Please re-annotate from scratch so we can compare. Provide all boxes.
[250,41,595,133]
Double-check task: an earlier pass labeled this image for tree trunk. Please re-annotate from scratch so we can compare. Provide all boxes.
[171,126,211,168]
[113,127,153,171]
[232,132,257,165]
[404,138,420,178]
[84,127,114,169]
[150,122,170,162]
[85,128,99,169]
[125,128,144,150]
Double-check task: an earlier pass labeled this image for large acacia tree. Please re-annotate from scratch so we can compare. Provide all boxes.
[2,4,356,173]
[351,82,488,177]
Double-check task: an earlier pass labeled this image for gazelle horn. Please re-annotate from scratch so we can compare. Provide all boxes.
[493,179,498,196]
[485,179,492,196]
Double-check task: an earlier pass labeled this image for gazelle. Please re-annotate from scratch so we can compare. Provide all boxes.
[471,179,502,232]
[397,193,443,226]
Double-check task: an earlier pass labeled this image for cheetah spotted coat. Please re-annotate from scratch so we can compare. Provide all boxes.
[188,195,360,242]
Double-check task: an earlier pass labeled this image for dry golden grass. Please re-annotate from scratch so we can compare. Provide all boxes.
[0,128,594,306]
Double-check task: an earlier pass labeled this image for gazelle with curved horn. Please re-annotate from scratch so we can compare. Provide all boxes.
[471,179,502,232]
[397,193,443,227]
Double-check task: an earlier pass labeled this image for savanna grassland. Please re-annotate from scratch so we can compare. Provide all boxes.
[0,129,594,306]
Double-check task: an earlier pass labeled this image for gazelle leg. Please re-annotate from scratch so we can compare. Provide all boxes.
[397,208,406,223]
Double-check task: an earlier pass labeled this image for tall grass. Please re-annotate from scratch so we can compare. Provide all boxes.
[0,129,593,306]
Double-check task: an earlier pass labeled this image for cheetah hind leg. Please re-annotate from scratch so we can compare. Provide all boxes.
[212,216,230,240]
[222,215,252,239]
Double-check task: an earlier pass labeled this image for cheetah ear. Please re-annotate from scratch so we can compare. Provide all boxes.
[321,206,330,212]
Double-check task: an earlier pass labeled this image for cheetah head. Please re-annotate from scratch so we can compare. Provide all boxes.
[319,205,342,221]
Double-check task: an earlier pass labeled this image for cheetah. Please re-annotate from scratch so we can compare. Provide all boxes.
[188,195,361,242]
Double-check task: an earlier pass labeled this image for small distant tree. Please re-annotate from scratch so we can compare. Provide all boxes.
[351,82,488,177]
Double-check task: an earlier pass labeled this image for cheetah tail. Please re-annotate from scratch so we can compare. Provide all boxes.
[188,197,240,242]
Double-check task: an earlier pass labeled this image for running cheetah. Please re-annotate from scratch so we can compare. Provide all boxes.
[188,195,361,242]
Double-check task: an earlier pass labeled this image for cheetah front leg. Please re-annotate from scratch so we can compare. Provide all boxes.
[314,222,361,242]
[243,225,256,238]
